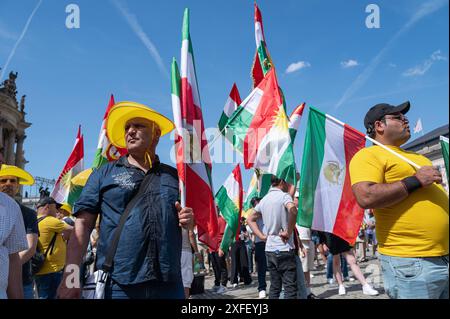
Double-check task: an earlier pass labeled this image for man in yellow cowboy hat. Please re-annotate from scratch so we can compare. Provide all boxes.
[58,102,194,299]
[0,163,39,299]
[0,147,28,299]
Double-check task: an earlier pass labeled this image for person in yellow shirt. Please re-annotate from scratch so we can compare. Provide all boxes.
[34,197,73,299]
[350,101,449,299]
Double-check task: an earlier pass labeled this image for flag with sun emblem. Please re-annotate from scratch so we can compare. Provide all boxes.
[298,107,366,244]
[215,164,243,243]
[226,68,297,185]
[51,126,84,206]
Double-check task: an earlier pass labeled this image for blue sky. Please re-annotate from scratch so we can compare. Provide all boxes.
[1,0,448,195]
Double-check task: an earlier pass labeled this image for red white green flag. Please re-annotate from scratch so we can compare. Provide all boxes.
[289,102,306,141]
[251,3,273,88]
[218,83,242,145]
[226,68,297,185]
[172,8,219,250]
[51,126,84,206]
[92,94,127,168]
[298,107,366,244]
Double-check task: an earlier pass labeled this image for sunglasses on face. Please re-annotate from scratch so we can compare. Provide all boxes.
[383,114,409,123]
[0,178,19,184]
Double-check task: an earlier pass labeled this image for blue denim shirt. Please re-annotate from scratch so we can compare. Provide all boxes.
[73,156,182,285]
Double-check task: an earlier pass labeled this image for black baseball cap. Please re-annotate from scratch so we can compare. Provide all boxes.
[36,196,62,209]
[364,101,410,130]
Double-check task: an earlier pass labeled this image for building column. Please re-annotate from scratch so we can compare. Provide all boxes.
[15,134,25,168]
[6,129,16,164]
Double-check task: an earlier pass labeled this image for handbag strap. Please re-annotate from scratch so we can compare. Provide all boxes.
[102,172,154,273]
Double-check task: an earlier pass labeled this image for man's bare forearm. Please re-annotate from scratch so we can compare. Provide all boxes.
[64,213,96,271]
[353,181,409,209]
[18,234,37,264]
[247,210,265,241]
[287,206,298,238]
[7,253,23,299]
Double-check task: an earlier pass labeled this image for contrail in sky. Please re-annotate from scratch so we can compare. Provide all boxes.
[334,0,448,110]
[0,0,43,81]
[111,0,169,80]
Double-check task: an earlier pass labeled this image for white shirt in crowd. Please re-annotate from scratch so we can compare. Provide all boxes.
[0,193,28,299]
[254,187,295,252]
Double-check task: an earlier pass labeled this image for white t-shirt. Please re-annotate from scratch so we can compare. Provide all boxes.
[0,193,28,299]
[181,228,191,252]
[296,225,311,241]
[254,187,295,252]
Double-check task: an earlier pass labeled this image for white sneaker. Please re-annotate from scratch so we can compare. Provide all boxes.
[338,285,346,295]
[362,284,379,296]
[258,290,266,299]
[310,273,315,278]
[216,285,227,294]
[328,279,334,285]
[232,283,238,288]
[344,277,355,282]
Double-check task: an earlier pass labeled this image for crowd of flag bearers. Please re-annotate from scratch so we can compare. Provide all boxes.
[0,2,448,300]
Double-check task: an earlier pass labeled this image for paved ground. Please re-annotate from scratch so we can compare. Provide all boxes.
[190,255,388,299]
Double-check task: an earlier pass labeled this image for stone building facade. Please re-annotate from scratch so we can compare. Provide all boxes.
[0,71,31,168]
[403,124,449,192]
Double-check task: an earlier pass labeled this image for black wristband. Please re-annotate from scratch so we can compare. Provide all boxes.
[401,176,422,194]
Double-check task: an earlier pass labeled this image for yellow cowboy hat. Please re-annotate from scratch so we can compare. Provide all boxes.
[0,164,34,185]
[71,168,93,187]
[106,101,175,149]
[59,203,72,214]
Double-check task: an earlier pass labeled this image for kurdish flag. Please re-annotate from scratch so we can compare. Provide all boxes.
[298,107,366,244]
[92,94,127,169]
[215,164,243,243]
[171,9,219,250]
[226,68,296,185]
[51,126,84,206]
[243,103,305,210]
[440,136,449,183]
[251,3,273,88]
[218,83,242,138]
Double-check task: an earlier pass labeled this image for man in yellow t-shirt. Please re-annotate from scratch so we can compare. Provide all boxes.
[349,101,449,299]
[34,197,73,299]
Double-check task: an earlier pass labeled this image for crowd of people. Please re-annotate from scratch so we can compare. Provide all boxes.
[0,100,448,299]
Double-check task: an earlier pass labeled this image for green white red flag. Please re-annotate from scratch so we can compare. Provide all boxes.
[218,83,242,145]
[171,8,219,250]
[298,107,366,244]
[289,102,306,141]
[215,164,243,243]
[92,94,127,169]
[440,136,449,184]
[51,126,84,206]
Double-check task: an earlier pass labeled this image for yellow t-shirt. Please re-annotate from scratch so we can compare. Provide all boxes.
[36,215,69,275]
[349,145,449,257]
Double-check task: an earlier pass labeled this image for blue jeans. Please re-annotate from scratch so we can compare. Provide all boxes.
[254,242,267,292]
[105,280,185,299]
[295,255,309,299]
[379,254,449,299]
[35,271,63,299]
[23,283,35,299]
[326,253,349,279]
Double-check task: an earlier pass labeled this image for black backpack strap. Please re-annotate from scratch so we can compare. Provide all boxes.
[102,173,154,273]
[44,233,58,257]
